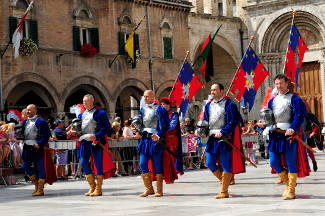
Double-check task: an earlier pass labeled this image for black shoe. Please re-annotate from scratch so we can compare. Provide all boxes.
[200,164,207,169]
[24,174,30,182]
[313,161,318,172]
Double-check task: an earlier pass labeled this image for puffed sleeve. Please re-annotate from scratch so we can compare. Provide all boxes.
[220,100,242,137]
[289,95,307,132]
[157,106,170,139]
[36,119,52,148]
[93,110,110,141]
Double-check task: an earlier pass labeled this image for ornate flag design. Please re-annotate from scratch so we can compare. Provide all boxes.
[187,134,198,152]
[170,62,203,119]
[284,24,308,89]
[230,47,269,111]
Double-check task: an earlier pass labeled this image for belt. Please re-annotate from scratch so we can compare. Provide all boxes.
[24,140,38,146]
[143,133,167,142]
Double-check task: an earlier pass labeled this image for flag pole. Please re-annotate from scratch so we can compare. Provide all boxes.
[282,10,297,74]
[168,51,191,99]
[225,36,256,97]
[109,14,147,68]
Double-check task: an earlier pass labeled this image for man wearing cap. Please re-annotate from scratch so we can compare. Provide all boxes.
[138,90,169,197]
[54,119,75,180]
[160,97,183,183]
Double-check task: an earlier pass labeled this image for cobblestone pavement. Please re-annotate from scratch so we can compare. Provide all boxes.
[1,152,325,216]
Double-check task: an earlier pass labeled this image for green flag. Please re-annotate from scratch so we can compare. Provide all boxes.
[198,23,223,67]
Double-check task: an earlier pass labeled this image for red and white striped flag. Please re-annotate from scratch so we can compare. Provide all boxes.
[12,0,34,59]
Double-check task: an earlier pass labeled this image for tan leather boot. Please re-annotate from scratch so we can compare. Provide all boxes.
[140,171,155,197]
[29,174,39,195]
[284,173,298,200]
[85,173,96,196]
[90,175,104,196]
[154,174,164,197]
[215,172,232,199]
[212,169,222,182]
[33,179,46,196]
[277,169,289,197]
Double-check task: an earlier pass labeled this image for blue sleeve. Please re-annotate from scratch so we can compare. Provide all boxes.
[36,119,52,148]
[93,110,110,141]
[220,100,242,136]
[289,95,307,132]
[54,128,67,139]
[168,113,178,131]
[268,98,274,109]
[203,104,210,121]
[157,106,170,138]
[78,113,83,120]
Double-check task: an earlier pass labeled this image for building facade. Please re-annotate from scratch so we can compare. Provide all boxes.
[0,0,192,123]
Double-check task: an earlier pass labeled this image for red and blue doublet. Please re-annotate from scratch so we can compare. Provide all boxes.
[22,116,57,184]
[268,91,310,177]
[138,103,169,175]
[203,97,245,175]
[78,107,115,178]
[161,110,183,183]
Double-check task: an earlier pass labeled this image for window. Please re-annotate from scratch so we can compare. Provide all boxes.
[163,37,172,59]
[218,0,223,16]
[73,26,100,52]
[233,0,237,17]
[80,28,90,45]
[10,17,38,46]
[118,31,140,56]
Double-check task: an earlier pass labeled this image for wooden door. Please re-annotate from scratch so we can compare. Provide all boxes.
[289,61,323,122]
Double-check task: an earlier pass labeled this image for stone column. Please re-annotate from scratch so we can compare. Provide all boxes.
[109,113,117,120]
[223,0,233,17]
[51,112,66,120]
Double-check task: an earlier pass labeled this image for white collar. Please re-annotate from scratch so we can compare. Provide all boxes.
[28,115,38,120]
[86,107,95,112]
[146,102,155,106]
[212,97,224,104]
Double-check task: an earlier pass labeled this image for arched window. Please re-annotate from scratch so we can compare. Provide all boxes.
[16,0,28,8]
[123,16,132,24]
[79,10,89,18]
[162,22,170,29]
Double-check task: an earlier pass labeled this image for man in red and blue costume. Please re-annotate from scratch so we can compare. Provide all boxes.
[22,104,57,196]
[258,74,310,200]
[160,97,183,183]
[204,83,245,199]
[78,94,115,196]
[138,90,170,197]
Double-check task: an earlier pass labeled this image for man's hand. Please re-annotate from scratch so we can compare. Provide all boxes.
[285,129,294,136]
[215,132,222,138]
[151,134,159,142]
[89,135,96,141]
[257,120,265,128]
[34,144,40,149]
[309,132,315,138]
[118,137,123,142]
[112,140,116,146]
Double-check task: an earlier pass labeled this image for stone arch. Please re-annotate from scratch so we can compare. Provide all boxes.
[118,9,136,26]
[155,80,175,99]
[10,0,31,8]
[112,78,149,102]
[192,32,241,66]
[256,7,325,54]
[261,11,325,53]
[73,2,93,19]
[159,16,174,30]
[2,72,60,111]
[60,76,112,113]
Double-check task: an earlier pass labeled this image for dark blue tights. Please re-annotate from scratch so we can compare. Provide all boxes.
[270,142,297,173]
[81,149,103,175]
[140,153,163,174]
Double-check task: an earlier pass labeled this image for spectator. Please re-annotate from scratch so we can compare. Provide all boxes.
[54,119,75,180]
[0,121,10,168]
[242,121,257,164]
[180,122,191,169]
[322,122,325,154]
[7,123,23,169]
[184,118,190,131]
[108,121,128,176]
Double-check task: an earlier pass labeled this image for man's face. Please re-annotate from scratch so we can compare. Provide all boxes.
[184,118,190,125]
[274,78,288,93]
[26,105,37,118]
[58,122,64,129]
[83,96,94,109]
[211,84,223,99]
[161,102,170,111]
[143,90,154,104]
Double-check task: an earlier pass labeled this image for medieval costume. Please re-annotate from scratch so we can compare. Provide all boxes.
[203,96,245,199]
[138,102,170,197]
[159,97,183,183]
[78,107,115,196]
[22,116,57,196]
[268,90,310,200]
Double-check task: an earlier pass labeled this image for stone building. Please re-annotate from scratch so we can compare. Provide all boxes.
[0,0,193,123]
[244,0,325,122]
